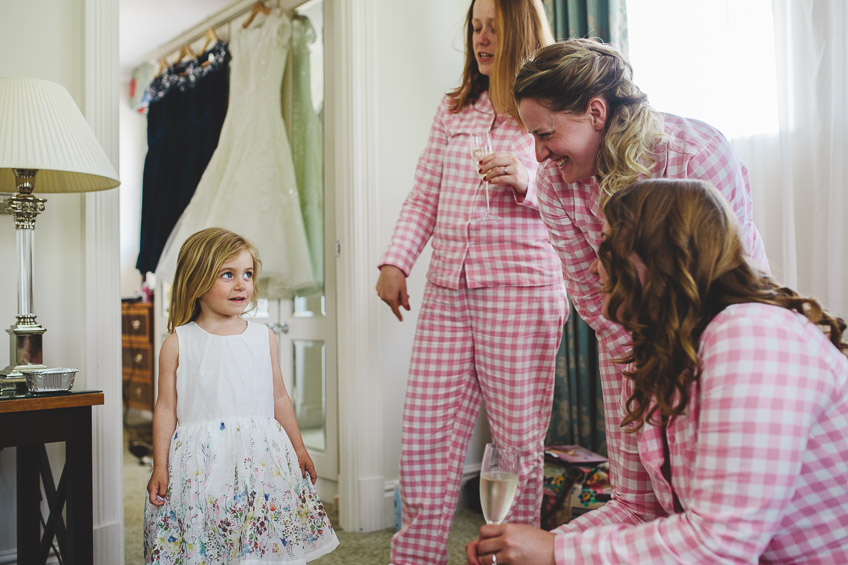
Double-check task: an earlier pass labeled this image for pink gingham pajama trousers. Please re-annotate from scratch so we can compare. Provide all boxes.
[390,278,566,565]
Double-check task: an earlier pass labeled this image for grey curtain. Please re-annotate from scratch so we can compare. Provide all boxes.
[541,0,627,456]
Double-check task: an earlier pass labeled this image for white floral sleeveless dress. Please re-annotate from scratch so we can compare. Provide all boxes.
[144,321,338,564]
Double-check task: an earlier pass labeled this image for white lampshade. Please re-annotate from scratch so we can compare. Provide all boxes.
[0,77,120,193]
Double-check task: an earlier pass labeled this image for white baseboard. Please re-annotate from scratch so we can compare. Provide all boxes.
[94,520,123,565]
[383,463,482,529]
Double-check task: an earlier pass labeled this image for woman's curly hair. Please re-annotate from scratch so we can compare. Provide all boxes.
[598,179,847,431]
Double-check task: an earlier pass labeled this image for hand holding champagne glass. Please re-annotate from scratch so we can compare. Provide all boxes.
[469,131,498,221]
[480,443,520,526]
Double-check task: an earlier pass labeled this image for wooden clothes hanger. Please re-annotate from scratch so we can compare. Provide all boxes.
[242,1,272,29]
[155,58,170,77]
[199,28,220,57]
[175,44,197,64]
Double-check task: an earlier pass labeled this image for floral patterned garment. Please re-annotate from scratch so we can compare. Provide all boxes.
[144,419,337,564]
[144,321,338,564]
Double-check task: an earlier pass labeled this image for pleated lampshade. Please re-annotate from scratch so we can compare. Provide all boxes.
[0,77,120,193]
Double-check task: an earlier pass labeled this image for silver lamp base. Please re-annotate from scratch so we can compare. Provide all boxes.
[0,323,47,394]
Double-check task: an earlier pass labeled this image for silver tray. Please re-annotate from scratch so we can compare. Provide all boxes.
[23,367,78,393]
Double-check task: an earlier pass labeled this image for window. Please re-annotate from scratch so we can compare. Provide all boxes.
[625,0,779,139]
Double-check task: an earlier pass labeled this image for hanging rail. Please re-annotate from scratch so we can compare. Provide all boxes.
[141,0,319,66]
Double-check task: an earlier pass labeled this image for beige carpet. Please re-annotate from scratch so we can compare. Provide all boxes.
[123,431,485,564]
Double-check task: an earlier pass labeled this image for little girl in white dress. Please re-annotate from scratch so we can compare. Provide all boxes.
[144,227,338,564]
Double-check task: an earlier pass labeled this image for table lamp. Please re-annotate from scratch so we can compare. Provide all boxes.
[0,77,120,394]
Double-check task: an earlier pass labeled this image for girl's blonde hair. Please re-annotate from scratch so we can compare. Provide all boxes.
[514,38,667,204]
[167,227,261,332]
[599,179,847,431]
[448,0,554,125]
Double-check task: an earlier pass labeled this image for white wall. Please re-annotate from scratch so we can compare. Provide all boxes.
[0,0,88,558]
[0,1,123,562]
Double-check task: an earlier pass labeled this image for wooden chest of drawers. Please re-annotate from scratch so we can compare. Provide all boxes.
[122,301,155,412]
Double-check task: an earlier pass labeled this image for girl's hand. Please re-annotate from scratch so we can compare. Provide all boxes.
[297,447,318,484]
[376,265,410,321]
[147,466,169,506]
[478,152,530,195]
[465,523,556,565]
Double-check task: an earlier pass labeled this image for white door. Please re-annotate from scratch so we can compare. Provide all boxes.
[262,279,338,501]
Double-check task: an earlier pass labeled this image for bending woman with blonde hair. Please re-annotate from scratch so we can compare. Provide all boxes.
[376,2,565,564]
[467,179,848,564]
[511,38,770,530]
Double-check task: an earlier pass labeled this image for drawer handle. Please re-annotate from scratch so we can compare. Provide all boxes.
[134,353,144,365]
[131,319,141,330]
[134,385,144,397]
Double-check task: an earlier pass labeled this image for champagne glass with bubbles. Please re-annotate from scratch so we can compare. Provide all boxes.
[480,443,520,528]
[469,131,498,221]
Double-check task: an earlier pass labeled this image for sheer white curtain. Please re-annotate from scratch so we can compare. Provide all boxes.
[625,0,847,314]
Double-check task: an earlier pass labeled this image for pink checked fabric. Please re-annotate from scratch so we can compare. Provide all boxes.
[396,279,565,564]
[380,93,565,565]
[536,113,771,533]
[378,91,562,288]
[550,303,848,563]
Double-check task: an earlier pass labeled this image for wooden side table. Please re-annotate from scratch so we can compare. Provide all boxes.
[0,390,104,565]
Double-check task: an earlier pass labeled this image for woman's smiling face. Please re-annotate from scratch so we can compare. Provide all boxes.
[518,97,607,183]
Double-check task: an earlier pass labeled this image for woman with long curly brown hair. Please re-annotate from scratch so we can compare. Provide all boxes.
[466,179,848,564]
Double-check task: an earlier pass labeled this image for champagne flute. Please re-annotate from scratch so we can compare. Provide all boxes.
[479,443,520,526]
[468,131,498,221]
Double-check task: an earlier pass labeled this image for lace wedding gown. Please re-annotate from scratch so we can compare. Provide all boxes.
[156,9,314,298]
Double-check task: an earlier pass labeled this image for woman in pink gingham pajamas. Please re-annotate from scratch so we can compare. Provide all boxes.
[513,39,771,522]
[467,179,848,564]
[471,37,768,561]
[376,2,565,564]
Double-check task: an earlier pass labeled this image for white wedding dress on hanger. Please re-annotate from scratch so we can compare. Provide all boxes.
[156,9,314,298]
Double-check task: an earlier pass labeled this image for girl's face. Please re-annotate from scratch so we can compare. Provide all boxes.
[198,249,255,320]
[591,221,649,321]
[471,0,497,77]
[518,97,606,183]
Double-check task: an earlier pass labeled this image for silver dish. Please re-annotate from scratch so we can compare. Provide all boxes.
[23,367,78,393]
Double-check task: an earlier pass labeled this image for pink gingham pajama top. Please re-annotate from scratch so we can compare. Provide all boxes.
[551,303,848,563]
[381,92,565,565]
[379,91,562,288]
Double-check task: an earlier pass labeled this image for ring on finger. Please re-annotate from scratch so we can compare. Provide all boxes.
[503,165,509,175]
[492,553,497,564]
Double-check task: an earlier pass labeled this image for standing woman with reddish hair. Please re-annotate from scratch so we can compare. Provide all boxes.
[376,2,564,564]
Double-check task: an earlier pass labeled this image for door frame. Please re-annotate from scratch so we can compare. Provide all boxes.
[84,0,124,561]
[326,0,388,532]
